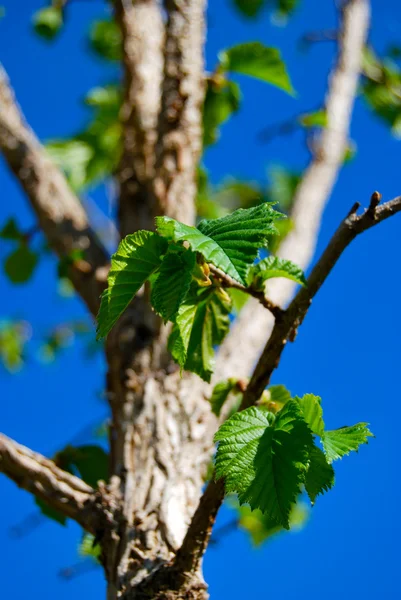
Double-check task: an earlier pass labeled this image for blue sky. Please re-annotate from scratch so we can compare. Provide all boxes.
[0,1,401,598]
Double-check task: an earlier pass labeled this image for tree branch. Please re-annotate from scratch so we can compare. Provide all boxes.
[0,433,103,533]
[174,189,401,576]
[153,0,206,225]
[214,0,371,383]
[114,0,164,237]
[0,65,109,316]
[208,263,283,318]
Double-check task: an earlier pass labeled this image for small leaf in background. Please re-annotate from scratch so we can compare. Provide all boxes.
[4,244,39,284]
[299,109,327,128]
[57,249,86,279]
[0,218,22,241]
[219,42,294,94]
[97,231,168,339]
[46,84,122,191]
[151,249,196,322]
[32,6,63,41]
[322,424,374,463]
[238,501,309,546]
[268,217,293,255]
[232,0,264,18]
[46,140,93,192]
[232,0,299,20]
[79,533,101,562]
[305,445,335,504]
[266,165,301,212]
[89,19,122,62]
[203,79,241,147]
[0,320,31,373]
[248,256,306,289]
[35,497,66,527]
[209,379,242,417]
[361,46,401,136]
[343,140,357,164]
[295,394,324,437]
[214,402,312,527]
[55,445,108,488]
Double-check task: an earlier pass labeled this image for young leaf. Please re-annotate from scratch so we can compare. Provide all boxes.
[214,401,313,528]
[32,6,63,41]
[55,445,108,488]
[238,501,309,546]
[203,79,241,147]
[295,394,325,437]
[97,231,167,339]
[35,497,66,527]
[209,379,241,416]
[157,203,282,285]
[79,533,101,561]
[89,19,122,62]
[322,424,374,463]
[299,109,327,128]
[0,218,22,241]
[4,245,38,284]
[219,42,294,94]
[168,287,231,381]
[151,249,196,322]
[232,0,264,18]
[248,256,306,290]
[305,445,335,504]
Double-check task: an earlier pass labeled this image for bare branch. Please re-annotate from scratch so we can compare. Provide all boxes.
[0,433,102,533]
[242,192,401,405]
[175,189,401,574]
[114,0,164,236]
[154,0,206,225]
[0,65,109,316]
[214,0,371,383]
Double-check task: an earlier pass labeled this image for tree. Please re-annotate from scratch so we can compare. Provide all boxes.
[1,0,400,598]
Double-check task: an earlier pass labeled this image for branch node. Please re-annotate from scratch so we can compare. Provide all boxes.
[367,191,382,218]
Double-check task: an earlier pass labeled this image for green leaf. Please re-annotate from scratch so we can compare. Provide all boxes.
[267,166,301,212]
[4,244,39,284]
[219,42,294,94]
[259,384,292,411]
[35,497,66,527]
[0,218,22,241]
[238,501,309,546]
[305,445,335,504]
[228,288,249,313]
[89,19,122,61]
[169,287,231,381]
[203,79,241,147]
[248,256,306,289]
[322,424,374,463]
[46,140,94,191]
[214,401,313,527]
[97,231,168,338]
[151,249,196,322]
[32,7,63,41]
[232,0,264,18]
[209,379,241,416]
[79,533,101,561]
[55,445,108,488]
[277,0,299,18]
[299,109,327,128]
[295,394,324,437]
[157,203,282,285]
[0,321,29,373]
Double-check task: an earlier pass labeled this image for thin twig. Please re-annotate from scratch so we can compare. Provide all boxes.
[208,263,284,319]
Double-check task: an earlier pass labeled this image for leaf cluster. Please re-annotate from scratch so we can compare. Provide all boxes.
[97,204,307,381]
[213,388,373,528]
